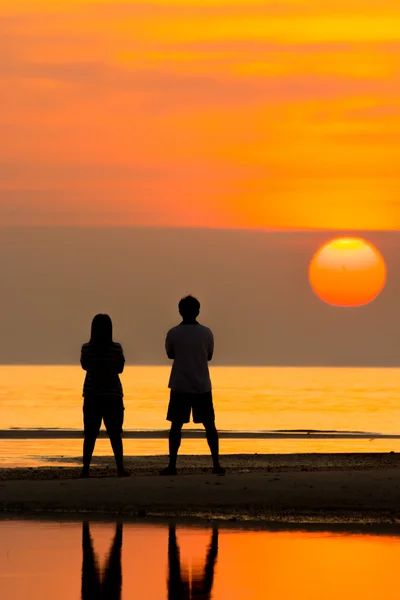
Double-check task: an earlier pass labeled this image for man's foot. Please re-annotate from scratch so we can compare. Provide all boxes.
[80,468,90,479]
[117,469,130,478]
[212,465,226,475]
[159,466,178,476]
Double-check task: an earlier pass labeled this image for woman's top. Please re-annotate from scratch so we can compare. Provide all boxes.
[81,342,125,398]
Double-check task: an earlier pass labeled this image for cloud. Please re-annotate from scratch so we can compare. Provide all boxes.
[0,162,166,186]
[82,0,400,19]
[2,53,398,109]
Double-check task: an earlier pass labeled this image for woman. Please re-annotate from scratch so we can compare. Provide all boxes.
[80,314,128,477]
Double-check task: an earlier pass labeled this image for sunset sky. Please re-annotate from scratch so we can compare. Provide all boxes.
[3,0,400,229]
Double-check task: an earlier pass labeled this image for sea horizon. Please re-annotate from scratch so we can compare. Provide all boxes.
[0,365,399,465]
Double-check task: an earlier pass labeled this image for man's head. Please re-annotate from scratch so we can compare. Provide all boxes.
[178,295,200,321]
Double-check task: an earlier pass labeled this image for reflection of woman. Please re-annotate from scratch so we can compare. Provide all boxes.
[80,314,128,477]
[168,525,218,600]
[81,522,123,600]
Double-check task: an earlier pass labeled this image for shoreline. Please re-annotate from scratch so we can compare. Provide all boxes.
[2,451,400,476]
[4,510,400,532]
[1,429,397,439]
[1,453,400,523]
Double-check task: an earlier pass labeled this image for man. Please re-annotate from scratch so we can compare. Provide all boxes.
[160,295,225,475]
[168,525,218,599]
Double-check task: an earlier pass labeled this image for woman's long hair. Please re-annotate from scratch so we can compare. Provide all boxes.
[90,314,113,345]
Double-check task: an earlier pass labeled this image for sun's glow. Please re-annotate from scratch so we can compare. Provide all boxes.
[309,238,387,307]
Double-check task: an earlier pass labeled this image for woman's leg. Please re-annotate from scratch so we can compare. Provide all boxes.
[82,402,102,476]
[104,401,127,475]
[109,430,124,473]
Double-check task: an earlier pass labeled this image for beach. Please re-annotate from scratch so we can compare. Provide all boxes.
[1,453,400,523]
[2,369,400,522]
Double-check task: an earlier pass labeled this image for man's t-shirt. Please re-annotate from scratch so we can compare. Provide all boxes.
[166,323,214,394]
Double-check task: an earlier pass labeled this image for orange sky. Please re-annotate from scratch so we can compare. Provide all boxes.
[2,0,400,229]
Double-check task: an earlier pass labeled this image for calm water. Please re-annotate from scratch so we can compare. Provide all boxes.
[1,366,400,465]
[0,519,400,599]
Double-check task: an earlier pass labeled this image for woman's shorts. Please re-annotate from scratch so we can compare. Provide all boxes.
[83,395,124,435]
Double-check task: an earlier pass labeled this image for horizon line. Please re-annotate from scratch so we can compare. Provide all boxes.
[0,364,398,369]
[0,224,399,233]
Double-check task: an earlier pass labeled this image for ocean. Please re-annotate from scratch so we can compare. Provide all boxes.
[1,366,400,466]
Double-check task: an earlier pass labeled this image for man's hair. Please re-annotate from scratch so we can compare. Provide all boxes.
[178,295,201,317]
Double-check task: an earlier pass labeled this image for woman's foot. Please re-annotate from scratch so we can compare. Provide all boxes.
[159,466,178,476]
[80,468,90,478]
[212,465,226,475]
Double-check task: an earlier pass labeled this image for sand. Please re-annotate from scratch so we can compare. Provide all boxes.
[1,454,400,523]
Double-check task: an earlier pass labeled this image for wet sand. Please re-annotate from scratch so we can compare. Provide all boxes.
[1,454,400,523]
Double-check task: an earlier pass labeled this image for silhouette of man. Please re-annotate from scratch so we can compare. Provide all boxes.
[160,296,225,476]
[81,522,122,600]
[168,525,218,600]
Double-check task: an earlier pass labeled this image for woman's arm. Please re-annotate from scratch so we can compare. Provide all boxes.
[117,346,125,374]
[80,346,89,371]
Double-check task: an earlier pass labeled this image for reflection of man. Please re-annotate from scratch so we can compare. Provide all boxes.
[168,525,218,600]
[81,522,123,600]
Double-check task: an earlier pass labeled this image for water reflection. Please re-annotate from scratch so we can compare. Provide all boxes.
[81,522,122,600]
[3,518,400,599]
[80,522,218,599]
[168,525,218,600]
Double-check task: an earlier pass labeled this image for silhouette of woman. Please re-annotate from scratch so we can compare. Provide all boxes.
[81,522,123,600]
[80,314,128,477]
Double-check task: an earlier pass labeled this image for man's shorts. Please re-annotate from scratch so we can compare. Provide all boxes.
[167,391,215,424]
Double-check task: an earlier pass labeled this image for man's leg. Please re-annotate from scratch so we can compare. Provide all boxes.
[191,528,218,598]
[170,421,184,470]
[169,421,184,468]
[193,393,225,474]
[203,421,225,474]
[161,392,191,475]
[160,421,184,475]
[168,525,190,599]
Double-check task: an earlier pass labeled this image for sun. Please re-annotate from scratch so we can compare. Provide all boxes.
[309,238,387,307]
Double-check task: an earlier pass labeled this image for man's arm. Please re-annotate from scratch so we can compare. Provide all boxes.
[165,331,175,360]
[207,331,214,362]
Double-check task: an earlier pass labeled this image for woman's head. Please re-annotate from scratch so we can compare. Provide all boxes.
[90,314,113,345]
